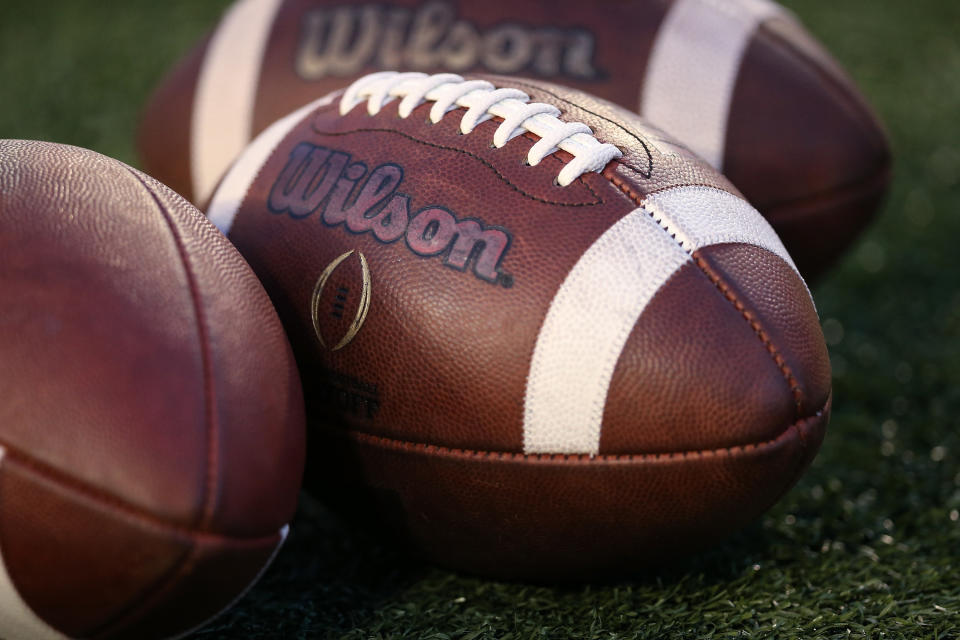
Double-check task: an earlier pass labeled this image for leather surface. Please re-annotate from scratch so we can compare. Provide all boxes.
[0,140,305,637]
[310,400,829,580]
[599,257,795,455]
[759,168,890,276]
[695,242,832,417]
[251,0,671,135]
[0,456,281,639]
[139,0,890,279]
[725,15,891,277]
[231,95,636,453]
[222,75,831,577]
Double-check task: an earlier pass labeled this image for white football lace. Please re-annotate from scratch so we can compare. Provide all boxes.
[340,72,623,187]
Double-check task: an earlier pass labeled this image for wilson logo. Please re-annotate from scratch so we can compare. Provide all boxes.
[295,1,601,81]
[268,142,513,286]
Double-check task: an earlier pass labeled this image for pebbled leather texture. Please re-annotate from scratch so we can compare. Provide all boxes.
[139,0,890,279]
[0,140,305,638]
[218,74,832,579]
[313,400,829,580]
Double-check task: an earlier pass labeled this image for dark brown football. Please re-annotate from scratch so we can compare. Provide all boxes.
[207,72,832,580]
[139,0,891,280]
[0,140,305,639]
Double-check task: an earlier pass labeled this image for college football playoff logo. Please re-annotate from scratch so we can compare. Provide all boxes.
[311,250,371,350]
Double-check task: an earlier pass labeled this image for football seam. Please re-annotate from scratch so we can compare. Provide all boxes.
[637,180,742,200]
[125,167,221,531]
[691,252,804,410]
[74,164,210,639]
[340,400,828,463]
[84,546,198,640]
[603,168,806,415]
[309,124,607,207]
[0,444,283,544]
[758,161,891,222]
[753,392,832,539]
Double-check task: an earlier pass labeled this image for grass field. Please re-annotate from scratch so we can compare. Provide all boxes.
[2,1,959,638]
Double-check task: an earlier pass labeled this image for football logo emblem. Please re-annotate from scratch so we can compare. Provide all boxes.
[311,250,371,350]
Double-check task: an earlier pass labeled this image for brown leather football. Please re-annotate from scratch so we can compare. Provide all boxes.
[139,0,891,280]
[0,140,305,639]
[207,72,832,580]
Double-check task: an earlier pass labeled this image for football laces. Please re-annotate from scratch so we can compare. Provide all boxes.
[340,71,623,187]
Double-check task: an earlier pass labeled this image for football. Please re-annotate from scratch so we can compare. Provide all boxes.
[207,72,832,580]
[0,140,305,639]
[139,0,891,280]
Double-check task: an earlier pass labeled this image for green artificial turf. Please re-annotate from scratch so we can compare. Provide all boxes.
[2,0,958,638]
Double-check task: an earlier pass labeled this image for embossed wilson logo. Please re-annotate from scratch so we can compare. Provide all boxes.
[295,1,601,81]
[312,250,371,350]
[268,142,513,286]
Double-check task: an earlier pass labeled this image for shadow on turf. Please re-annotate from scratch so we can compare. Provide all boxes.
[207,498,802,634]
[187,494,428,638]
